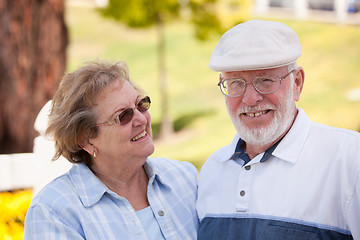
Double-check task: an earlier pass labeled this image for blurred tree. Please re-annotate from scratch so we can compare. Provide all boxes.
[0,0,68,153]
[100,0,250,139]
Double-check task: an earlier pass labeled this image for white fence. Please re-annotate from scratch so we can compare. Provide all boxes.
[0,153,36,192]
[0,101,72,194]
[254,0,356,24]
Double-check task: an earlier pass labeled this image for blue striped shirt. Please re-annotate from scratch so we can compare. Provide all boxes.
[24,157,198,239]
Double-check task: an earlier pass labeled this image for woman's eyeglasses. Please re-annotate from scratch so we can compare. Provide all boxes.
[96,96,151,127]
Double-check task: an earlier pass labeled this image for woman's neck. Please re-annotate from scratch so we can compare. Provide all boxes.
[93,165,150,210]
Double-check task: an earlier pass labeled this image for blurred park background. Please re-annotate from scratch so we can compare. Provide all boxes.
[67,0,360,170]
[1,0,360,238]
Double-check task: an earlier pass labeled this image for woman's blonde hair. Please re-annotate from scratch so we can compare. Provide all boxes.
[46,60,144,166]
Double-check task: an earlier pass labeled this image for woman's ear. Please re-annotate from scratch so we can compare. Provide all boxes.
[83,142,98,159]
[79,137,96,157]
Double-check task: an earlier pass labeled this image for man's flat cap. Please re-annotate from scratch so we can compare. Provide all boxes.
[209,19,301,72]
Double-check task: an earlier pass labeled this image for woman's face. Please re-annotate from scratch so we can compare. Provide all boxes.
[87,80,154,171]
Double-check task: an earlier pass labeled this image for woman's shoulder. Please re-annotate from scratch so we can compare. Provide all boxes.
[146,157,198,184]
[148,157,197,174]
[146,158,198,198]
[24,173,86,237]
[29,173,78,210]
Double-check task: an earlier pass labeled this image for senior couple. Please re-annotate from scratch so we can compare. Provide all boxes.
[24,20,360,239]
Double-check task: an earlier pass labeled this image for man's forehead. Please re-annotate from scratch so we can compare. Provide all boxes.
[222,66,287,78]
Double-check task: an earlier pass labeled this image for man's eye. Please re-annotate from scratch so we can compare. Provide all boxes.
[227,80,243,88]
[261,78,275,82]
[259,78,276,86]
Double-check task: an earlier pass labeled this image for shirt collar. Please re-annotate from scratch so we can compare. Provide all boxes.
[143,158,172,192]
[70,158,173,208]
[70,163,108,207]
[272,108,311,164]
[218,134,241,163]
[230,135,283,165]
[220,108,311,165]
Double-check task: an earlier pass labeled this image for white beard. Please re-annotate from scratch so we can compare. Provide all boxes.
[227,87,296,147]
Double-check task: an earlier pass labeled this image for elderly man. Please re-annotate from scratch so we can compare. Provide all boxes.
[196,20,360,240]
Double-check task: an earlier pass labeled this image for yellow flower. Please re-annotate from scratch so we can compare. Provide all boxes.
[0,189,32,240]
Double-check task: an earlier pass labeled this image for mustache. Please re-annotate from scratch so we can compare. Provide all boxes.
[237,105,276,114]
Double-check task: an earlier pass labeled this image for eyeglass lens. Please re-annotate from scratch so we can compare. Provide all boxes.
[117,96,151,125]
[222,77,281,97]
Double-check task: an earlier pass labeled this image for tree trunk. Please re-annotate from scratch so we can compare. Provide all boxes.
[156,14,173,139]
[0,0,68,153]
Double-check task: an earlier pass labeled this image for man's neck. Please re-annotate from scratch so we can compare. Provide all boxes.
[244,128,289,160]
[245,143,272,159]
[245,108,299,159]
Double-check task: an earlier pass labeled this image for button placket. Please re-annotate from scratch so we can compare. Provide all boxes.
[235,164,255,212]
[147,183,175,239]
[124,203,148,237]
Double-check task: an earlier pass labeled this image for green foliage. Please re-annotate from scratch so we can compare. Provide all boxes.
[189,0,250,40]
[188,0,222,40]
[100,0,180,28]
[99,0,248,39]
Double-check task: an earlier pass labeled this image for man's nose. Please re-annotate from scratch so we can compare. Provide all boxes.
[241,82,264,106]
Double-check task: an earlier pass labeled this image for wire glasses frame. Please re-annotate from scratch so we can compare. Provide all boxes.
[96,96,151,127]
[218,70,295,97]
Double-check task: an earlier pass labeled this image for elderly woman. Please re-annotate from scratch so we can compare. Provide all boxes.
[23,60,198,239]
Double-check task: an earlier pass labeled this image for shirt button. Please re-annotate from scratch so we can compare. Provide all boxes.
[245,165,251,170]
[158,210,165,216]
[240,191,245,196]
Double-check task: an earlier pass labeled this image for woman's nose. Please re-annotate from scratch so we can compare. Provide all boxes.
[132,108,148,126]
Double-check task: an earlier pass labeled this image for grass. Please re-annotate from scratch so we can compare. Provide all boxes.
[65,5,360,170]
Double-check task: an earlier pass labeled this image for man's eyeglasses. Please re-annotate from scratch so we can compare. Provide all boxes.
[96,96,151,127]
[218,70,295,97]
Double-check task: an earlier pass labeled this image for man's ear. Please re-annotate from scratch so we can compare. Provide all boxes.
[294,67,305,102]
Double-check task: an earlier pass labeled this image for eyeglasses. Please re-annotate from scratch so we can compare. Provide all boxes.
[218,70,295,97]
[96,96,151,127]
